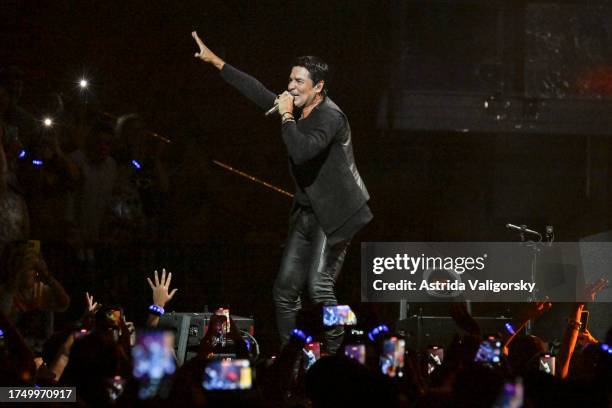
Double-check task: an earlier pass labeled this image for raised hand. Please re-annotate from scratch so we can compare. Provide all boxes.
[85,292,101,314]
[519,300,552,322]
[584,276,608,303]
[577,328,598,347]
[192,31,224,69]
[147,268,178,307]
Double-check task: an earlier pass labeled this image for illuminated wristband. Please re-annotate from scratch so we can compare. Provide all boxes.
[291,328,312,344]
[367,324,389,341]
[148,304,164,317]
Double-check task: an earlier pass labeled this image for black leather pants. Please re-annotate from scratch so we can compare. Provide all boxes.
[273,207,349,354]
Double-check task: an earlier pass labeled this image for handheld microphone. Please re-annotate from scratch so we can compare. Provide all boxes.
[265,92,295,116]
[264,104,279,117]
[505,223,540,237]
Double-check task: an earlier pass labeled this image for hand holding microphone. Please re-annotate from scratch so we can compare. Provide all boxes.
[278,91,295,115]
[265,91,295,117]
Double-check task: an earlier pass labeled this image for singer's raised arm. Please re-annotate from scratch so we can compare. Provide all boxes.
[192,31,225,70]
[192,31,275,111]
[219,64,277,111]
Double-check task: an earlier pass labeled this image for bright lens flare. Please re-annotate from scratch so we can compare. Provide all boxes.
[79,79,88,88]
[43,117,53,127]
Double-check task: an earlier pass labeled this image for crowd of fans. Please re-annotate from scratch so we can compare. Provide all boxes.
[0,65,170,251]
[1,65,611,407]
[0,259,610,407]
[0,65,171,313]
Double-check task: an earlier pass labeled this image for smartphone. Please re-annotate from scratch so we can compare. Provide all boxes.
[344,344,366,365]
[322,305,357,326]
[538,354,555,375]
[494,379,524,408]
[474,336,502,366]
[203,359,252,390]
[426,346,444,374]
[580,310,589,333]
[380,337,405,378]
[73,328,89,340]
[125,321,136,346]
[108,375,126,401]
[214,308,230,335]
[303,342,321,370]
[132,331,176,399]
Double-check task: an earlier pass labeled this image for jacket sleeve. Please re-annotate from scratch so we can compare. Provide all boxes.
[220,64,277,111]
[281,111,343,165]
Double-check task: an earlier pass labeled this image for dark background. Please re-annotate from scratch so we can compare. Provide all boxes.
[3,0,612,349]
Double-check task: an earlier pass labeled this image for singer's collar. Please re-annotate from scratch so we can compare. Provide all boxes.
[300,94,324,120]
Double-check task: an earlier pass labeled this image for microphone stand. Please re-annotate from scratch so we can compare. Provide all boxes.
[507,223,544,334]
[526,239,540,335]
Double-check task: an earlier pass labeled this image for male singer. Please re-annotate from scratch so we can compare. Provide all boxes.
[192,32,372,353]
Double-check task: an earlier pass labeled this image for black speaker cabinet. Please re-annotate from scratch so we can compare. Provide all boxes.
[396,316,511,349]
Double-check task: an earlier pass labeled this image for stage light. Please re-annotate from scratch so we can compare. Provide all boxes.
[43,117,53,127]
[18,150,26,159]
[131,159,142,170]
[32,159,43,167]
[79,79,89,89]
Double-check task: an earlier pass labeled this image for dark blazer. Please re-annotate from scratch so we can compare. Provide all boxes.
[221,64,372,244]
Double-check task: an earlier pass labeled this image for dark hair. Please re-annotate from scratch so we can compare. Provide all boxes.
[291,56,329,97]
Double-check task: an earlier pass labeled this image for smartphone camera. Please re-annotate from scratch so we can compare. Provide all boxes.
[322,305,357,326]
[538,353,555,375]
[132,331,176,399]
[107,375,126,401]
[580,310,589,333]
[344,344,366,365]
[380,337,405,378]
[426,345,444,374]
[474,336,502,366]
[303,342,321,370]
[73,328,89,340]
[203,359,252,391]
